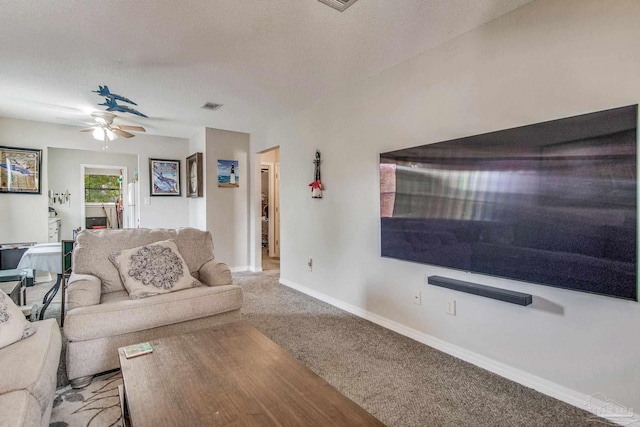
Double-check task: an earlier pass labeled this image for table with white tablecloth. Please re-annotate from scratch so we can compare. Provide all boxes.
[17,243,62,320]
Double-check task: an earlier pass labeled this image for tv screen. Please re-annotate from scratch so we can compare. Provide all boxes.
[380,105,638,300]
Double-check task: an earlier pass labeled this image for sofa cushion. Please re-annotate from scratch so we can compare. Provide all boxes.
[73,228,179,293]
[109,240,202,299]
[0,319,61,415]
[0,390,41,427]
[174,228,216,278]
[66,273,102,311]
[64,284,243,341]
[199,259,233,286]
[0,289,36,349]
[65,310,241,381]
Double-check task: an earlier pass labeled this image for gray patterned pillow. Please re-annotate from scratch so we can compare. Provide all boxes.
[109,240,202,299]
[0,290,36,349]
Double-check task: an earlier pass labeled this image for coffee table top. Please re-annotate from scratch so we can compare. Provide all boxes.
[119,321,384,427]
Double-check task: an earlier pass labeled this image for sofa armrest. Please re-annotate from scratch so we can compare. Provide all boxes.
[67,273,102,311]
[198,259,232,286]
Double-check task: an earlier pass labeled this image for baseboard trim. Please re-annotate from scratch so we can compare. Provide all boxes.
[230,266,250,273]
[279,277,637,426]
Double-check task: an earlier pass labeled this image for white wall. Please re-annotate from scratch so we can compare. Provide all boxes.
[48,147,138,239]
[186,127,251,269]
[204,128,250,269]
[251,0,640,414]
[0,117,191,243]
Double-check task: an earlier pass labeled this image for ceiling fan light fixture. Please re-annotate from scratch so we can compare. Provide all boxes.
[81,111,143,145]
[92,127,104,140]
[106,129,117,141]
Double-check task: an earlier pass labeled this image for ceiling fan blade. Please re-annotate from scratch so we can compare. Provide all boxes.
[79,127,96,132]
[118,125,146,132]
[114,129,135,138]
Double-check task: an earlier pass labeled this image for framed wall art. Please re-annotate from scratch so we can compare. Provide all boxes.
[186,152,203,198]
[149,158,181,196]
[0,146,42,194]
[217,159,239,188]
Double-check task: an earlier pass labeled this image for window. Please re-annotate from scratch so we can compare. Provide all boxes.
[84,174,121,203]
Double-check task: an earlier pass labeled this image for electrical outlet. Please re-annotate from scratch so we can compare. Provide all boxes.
[413,290,421,305]
[446,300,456,316]
[307,257,313,272]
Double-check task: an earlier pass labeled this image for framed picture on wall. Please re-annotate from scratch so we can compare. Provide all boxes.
[0,146,42,194]
[149,158,181,196]
[218,159,239,188]
[186,152,203,198]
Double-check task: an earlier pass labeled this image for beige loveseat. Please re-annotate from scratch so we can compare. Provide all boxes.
[63,228,243,388]
[0,319,61,427]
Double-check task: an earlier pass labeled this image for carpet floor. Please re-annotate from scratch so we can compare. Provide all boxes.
[43,270,606,426]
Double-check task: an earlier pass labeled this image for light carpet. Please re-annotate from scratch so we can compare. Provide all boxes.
[48,270,606,426]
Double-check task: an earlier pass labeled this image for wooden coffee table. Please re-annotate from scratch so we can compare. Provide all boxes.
[118,321,385,426]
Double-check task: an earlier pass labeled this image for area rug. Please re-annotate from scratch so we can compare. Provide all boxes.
[50,371,123,427]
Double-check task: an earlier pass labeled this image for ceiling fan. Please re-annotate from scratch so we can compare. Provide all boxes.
[79,112,146,147]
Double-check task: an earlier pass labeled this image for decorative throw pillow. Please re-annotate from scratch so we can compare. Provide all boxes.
[109,240,202,299]
[0,290,36,350]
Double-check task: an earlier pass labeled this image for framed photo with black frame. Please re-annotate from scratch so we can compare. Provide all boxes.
[186,152,203,198]
[0,146,42,194]
[149,158,181,196]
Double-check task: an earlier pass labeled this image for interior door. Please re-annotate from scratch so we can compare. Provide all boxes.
[273,162,280,257]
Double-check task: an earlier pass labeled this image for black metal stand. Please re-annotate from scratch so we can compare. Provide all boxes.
[39,273,62,320]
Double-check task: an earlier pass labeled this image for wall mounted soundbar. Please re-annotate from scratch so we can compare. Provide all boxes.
[427,276,533,306]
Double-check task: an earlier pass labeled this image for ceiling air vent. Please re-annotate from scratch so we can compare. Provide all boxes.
[318,0,359,12]
[201,102,223,111]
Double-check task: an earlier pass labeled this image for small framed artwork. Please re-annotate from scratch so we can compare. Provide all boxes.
[149,158,181,196]
[0,146,42,194]
[218,159,239,188]
[186,152,203,198]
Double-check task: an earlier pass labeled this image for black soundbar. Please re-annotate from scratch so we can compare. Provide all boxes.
[427,276,533,306]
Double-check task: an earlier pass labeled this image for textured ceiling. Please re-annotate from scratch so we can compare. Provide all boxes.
[0,0,534,139]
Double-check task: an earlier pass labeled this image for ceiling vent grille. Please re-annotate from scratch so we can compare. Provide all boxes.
[318,0,359,12]
[201,102,223,111]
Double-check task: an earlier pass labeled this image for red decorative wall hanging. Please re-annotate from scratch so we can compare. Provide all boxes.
[309,150,323,198]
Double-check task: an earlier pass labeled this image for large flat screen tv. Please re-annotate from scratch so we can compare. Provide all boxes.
[380,105,638,301]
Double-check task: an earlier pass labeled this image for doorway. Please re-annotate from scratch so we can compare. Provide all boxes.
[81,164,132,233]
[260,148,280,271]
